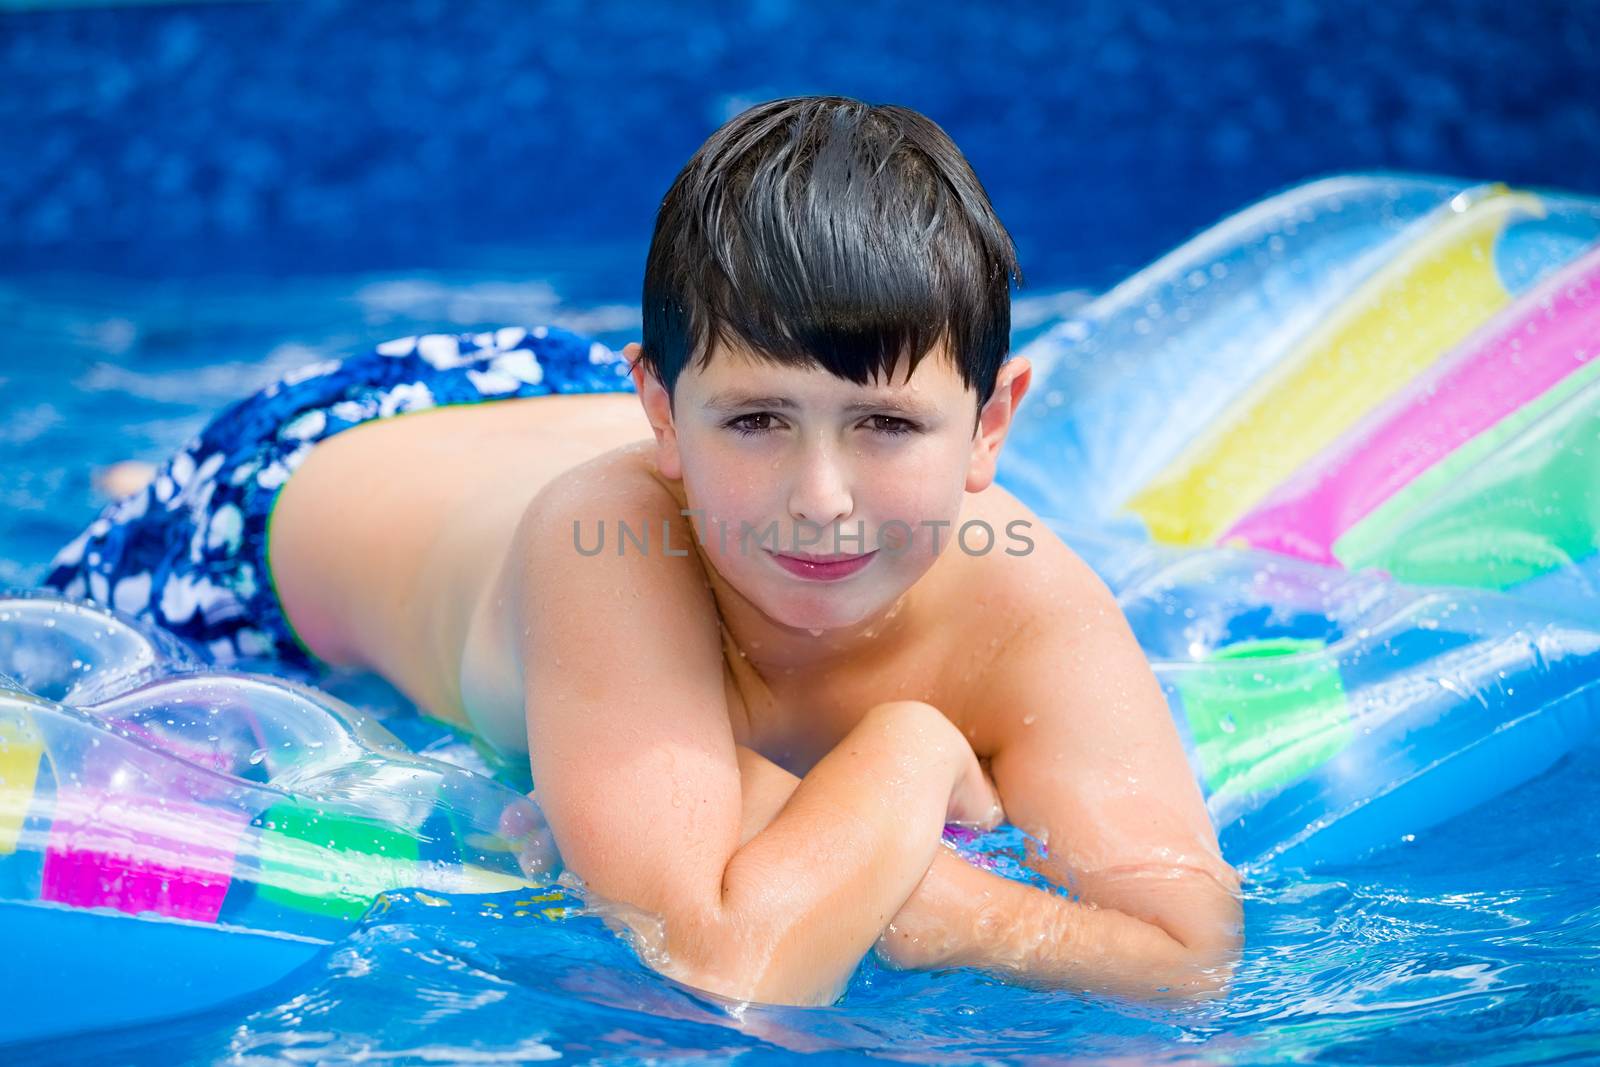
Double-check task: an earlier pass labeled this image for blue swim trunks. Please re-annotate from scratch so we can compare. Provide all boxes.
[44,325,636,668]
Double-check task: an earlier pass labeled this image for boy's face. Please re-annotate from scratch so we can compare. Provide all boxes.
[628,338,1030,634]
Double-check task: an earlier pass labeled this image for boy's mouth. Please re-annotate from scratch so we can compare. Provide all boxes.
[767,549,878,581]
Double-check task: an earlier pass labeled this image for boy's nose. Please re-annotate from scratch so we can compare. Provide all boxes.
[786,442,854,527]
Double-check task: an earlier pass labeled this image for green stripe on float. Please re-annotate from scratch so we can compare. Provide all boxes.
[1334,356,1600,588]
[1177,636,1352,798]
[255,802,421,920]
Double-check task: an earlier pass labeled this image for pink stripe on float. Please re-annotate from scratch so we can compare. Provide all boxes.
[1223,243,1600,562]
[41,790,247,923]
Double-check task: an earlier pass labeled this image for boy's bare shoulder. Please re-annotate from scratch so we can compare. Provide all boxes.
[513,441,710,624]
[956,483,1112,628]
[459,441,717,754]
[941,485,1122,746]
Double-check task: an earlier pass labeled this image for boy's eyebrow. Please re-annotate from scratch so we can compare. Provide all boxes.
[704,389,937,416]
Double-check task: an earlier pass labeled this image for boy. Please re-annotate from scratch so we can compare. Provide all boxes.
[47,96,1241,1006]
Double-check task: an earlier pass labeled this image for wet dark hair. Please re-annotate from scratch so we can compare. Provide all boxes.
[636,95,1023,420]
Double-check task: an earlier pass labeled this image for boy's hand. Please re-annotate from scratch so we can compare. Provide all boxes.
[862,700,1003,832]
[735,706,1002,844]
[947,752,1005,832]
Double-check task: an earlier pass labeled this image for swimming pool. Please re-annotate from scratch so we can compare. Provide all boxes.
[6,0,1600,1056]
[1,237,1597,1063]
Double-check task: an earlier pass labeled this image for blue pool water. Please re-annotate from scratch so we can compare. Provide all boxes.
[1,264,1597,1065]
[6,0,1600,286]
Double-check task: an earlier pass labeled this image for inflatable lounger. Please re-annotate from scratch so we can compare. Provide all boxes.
[1001,173,1600,625]
[3,565,1596,1043]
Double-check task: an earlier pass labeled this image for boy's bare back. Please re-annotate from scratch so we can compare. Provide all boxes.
[269,390,649,730]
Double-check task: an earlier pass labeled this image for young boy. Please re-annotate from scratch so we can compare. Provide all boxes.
[46,96,1241,1006]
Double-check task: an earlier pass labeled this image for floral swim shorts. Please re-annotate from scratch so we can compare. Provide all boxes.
[43,325,637,668]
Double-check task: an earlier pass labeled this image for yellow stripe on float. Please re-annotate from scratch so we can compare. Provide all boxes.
[1126,186,1542,545]
[0,711,44,855]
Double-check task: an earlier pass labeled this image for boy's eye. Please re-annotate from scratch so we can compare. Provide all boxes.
[723,413,920,437]
[866,415,918,437]
[726,412,777,436]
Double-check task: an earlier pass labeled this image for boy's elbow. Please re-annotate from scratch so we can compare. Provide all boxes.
[634,892,847,1007]
[1134,860,1244,996]
[666,931,847,1007]
[669,955,824,1007]
[1147,903,1245,1001]
[567,861,765,1003]
[601,895,759,1002]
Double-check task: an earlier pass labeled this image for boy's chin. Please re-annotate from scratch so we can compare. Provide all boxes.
[753,584,901,636]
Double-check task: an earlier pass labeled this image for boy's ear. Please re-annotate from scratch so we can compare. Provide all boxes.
[625,343,685,480]
[964,356,1033,493]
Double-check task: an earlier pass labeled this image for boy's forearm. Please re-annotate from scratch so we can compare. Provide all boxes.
[737,744,1240,1001]
[677,702,964,1005]
[879,847,1240,1000]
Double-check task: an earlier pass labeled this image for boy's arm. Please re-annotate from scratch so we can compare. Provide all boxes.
[505,465,997,1007]
[962,556,1243,994]
[732,540,1242,999]
[736,741,1240,1000]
